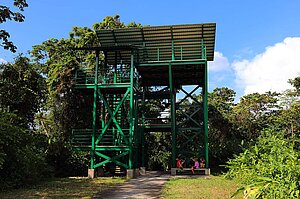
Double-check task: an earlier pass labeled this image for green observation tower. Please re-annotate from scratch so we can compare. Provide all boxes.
[71,23,216,178]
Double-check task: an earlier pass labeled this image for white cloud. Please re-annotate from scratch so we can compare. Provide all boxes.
[233,47,254,60]
[209,51,230,72]
[233,37,300,95]
[0,58,7,64]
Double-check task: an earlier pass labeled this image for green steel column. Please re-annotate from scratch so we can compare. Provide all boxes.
[91,50,99,169]
[103,51,107,84]
[203,58,209,168]
[102,51,108,135]
[128,51,134,169]
[201,40,207,60]
[102,98,105,130]
[112,52,117,144]
[180,47,183,60]
[114,51,117,83]
[141,89,145,167]
[134,92,139,168]
[171,27,175,61]
[171,40,175,61]
[169,62,176,167]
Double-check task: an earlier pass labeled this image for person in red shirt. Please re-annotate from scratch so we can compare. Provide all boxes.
[176,155,185,169]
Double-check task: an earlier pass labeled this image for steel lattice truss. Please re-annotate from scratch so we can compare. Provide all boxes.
[71,23,216,173]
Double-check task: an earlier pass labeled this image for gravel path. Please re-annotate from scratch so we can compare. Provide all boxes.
[93,171,170,199]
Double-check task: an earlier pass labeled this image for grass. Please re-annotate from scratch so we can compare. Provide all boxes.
[0,177,126,199]
[0,175,242,199]
[162,175,242,199]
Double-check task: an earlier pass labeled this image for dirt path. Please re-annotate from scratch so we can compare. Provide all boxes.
[93,171,170,199]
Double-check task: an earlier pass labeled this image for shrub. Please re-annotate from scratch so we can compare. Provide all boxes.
[0,112,50,189]
[225,129,300,198]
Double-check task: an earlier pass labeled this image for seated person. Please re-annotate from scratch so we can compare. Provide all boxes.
[191,157,199,174]
[176,156,185,169]
[199,157,205,168]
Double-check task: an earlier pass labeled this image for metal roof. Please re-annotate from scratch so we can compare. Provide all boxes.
[96,23,216,63]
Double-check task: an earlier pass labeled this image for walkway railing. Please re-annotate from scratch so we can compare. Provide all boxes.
[142,39,207,62]
[74,65,139,87]
[71,129,130,147]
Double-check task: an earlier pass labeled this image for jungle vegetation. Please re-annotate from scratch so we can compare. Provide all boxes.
[0,13,299,198]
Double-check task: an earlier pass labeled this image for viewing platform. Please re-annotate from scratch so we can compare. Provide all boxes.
[71,23,216,177]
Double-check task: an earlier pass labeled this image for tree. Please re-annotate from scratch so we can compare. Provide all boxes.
[232,92,279,141]
[30,15,136,141]
[0,55,48,189]
[208,87,237,167]
[0,111,50,189]
[0,0,28,52]
[92,15,142,30]
[276,76,300,142]
[31,15,142,176]
[0,55,45,128]
[288,76,300,93]
[145,132,172,171]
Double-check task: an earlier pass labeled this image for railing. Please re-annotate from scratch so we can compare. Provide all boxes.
[71,129,130,147]
[74,65,139,87]
[142,39,207,62]
[74,68,94,85]
[95,129,130,146]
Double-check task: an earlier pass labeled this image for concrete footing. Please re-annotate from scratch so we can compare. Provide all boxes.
[88,169,95,178]
[171,168,177,176]
[126,168,140,179]
[204,168,210,175]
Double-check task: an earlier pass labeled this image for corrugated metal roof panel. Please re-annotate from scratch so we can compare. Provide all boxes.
[96,23,216,62]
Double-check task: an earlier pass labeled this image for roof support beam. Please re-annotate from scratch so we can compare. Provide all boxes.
[170,27,175,61]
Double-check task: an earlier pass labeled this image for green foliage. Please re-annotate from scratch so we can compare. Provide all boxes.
[208,87,238,167]
[145,132,171,171]
[288,76,300,93]
[31,35,92,145]
[30,15,143,177]
[0,112,50,189]
[0,55,46,127]
[45,141,89,177]
[209,87,236,114]
[232,92,279,140]
[92,15,142,31]
[93,15,125,30]
[277,101,300,139]
[0,0,28,52]
[276,77,300,139]
[225,129,300,198]
[30,15,142,141]
[1,12,298,195]
[0,55,49,188]
[0,56,49,189]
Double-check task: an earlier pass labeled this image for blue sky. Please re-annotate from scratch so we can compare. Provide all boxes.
[1,0,300,99]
